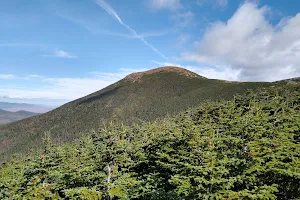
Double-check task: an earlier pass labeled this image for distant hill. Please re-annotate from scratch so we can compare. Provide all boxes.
[0,109,39,125]
[0,66,297,161]
[0,102,52,113]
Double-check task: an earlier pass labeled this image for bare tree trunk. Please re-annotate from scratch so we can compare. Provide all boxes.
[107,164,111,183]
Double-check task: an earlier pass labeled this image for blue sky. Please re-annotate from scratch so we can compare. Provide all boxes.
[1,0,300,106]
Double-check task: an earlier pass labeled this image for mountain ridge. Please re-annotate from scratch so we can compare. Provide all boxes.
[0,101,52,113]
[0,109,39,125]
[0,66,298,162]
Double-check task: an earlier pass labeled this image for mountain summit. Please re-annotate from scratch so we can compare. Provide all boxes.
[0,66,280,161]
[125,66,201,82]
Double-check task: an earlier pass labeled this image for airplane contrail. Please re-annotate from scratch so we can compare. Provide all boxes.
[93,0,168,61]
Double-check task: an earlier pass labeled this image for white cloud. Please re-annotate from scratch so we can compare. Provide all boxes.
[153,61,240,81]
[147,0,182,11]
[0,95,24,99]
[0,74,16,79]
[0,68,147,105]
[90,68,148,80]
[0,77,111,102]
[54,49,77,59]
[189,65,240,81]
[43,78,112,99]
[0,74,44,81]
[41,49,77,59]
[94,0,168,60]
[43,67,149,100]
[24,74,44,80]
[182,2,300,81]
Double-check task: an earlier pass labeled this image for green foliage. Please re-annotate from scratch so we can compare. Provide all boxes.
[0,71,279,162]
[1,85,300,199]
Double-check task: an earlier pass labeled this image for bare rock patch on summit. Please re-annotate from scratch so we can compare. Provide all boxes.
[125,66,202,82]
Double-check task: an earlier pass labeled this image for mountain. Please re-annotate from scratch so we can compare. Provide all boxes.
[0,66,293,161]
[1,84,299,199]
[0,109,39,125]
[0,102,52,113]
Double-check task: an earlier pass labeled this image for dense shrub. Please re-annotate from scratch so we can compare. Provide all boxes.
[1,86,299,199]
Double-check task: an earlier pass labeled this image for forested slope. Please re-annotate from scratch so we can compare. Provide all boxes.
[0,67,275,162]
[1,85,299,199]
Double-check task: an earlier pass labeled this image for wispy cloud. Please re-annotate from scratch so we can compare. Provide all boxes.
[0,95,25,99]
[94,29,172,39]
[0,43,78,60]
[93,0,168,60]
[0,43,45,48]
[176,34,191,48]
[42,49,77,59]
[197,0,228,9]
[54,49,77,59]
[0,74,44,81]
[147,0,182,11]
[170,11,195,28]
[0,74,16,79]
[216,0,228,8]
[24,74,44,80]
[56,12,172,39]
[140,30,172,38]
[0,77,113,104]
[90,67,149,80]
[0,68,147,106]
[0,42,75,59]
[0,43,27,47]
